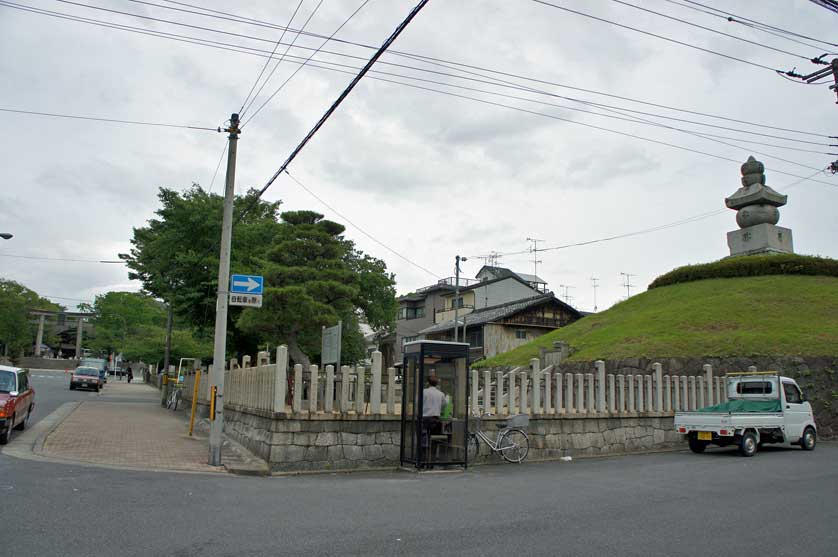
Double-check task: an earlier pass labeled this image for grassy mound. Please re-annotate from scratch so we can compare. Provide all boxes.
[476,275,838,367]
[649,254,838,289]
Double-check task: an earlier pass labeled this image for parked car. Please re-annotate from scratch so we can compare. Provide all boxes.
[674,372,817,457]
[80,358,108,385]
[70,366,102,392]
[0,365,36,445]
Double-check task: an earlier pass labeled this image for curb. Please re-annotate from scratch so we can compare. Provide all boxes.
[32,401,82,456]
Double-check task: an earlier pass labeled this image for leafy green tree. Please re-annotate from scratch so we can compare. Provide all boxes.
[237,211,396,368]
[0,279,62,361]
[87,291,211,364]
[124,185,282,335]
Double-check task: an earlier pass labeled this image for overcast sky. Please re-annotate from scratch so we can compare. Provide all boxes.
[1,0,836,316]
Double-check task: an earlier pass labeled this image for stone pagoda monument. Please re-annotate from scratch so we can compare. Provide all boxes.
[725,156,794,256]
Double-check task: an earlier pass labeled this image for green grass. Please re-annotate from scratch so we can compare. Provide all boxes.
[476,275,838,367]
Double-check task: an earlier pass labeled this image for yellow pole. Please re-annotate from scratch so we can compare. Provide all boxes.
[188,370,202,436]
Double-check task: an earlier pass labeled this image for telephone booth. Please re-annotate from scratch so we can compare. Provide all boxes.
[400,341,470,469]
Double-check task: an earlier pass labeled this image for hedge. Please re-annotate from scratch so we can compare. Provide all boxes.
[649,254,838,289]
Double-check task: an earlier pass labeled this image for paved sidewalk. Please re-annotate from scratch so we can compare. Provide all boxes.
[38,383,259,473]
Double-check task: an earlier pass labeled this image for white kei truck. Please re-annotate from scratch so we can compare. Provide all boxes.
[674,372,817,457]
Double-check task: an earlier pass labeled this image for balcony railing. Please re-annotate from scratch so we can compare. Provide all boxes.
[416,277,478,293]
[499,316,566,328]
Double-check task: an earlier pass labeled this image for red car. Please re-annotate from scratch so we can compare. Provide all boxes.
[70,366,102,392]
[0,365,35,445]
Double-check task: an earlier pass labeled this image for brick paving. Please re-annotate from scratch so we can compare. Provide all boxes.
[41,383,238,473]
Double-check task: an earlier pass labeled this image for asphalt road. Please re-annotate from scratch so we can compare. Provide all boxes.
[1,371,836,556]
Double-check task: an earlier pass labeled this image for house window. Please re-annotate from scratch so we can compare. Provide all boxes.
[451,297,465,309]
[515,329,527,340]
[399,307,425,320]
[402,336,418,346]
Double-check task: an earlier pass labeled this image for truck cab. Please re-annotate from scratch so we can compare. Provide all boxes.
[674,372,817,457]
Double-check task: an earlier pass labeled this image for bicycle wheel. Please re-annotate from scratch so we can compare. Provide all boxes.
[498,429,529,463]
[466,434,480,463]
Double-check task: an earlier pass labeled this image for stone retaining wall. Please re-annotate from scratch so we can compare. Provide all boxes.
[222,404,682,471]
[552,355,838,439]
[223,405,401,472]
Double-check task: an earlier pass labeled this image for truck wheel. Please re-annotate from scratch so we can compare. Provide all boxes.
[801,427,816,451]
[739,432,758,457]
[688,437,708,454]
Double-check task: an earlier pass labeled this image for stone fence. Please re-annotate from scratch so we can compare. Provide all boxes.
[166,347,766,471]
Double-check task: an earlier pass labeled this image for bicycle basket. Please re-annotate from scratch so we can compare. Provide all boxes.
[507,414,529,428]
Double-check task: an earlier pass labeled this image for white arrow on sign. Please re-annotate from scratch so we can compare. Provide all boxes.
[233,277,260,292]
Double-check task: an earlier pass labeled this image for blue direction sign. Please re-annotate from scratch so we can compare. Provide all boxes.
[230,274,264,295]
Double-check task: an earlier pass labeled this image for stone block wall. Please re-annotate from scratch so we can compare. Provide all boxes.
[223,405,402,472]
[470,415,679,463]
[223,403,682,471]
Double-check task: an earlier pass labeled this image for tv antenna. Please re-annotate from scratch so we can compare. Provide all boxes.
[620,272,636,300]
[526,237,543,278]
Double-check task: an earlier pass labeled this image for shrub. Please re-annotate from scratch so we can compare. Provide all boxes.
[649,254,838,289]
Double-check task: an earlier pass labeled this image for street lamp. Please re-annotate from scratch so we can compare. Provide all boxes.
[0,233,12,240]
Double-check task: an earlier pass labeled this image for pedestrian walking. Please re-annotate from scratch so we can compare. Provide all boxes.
[127,366,133,383]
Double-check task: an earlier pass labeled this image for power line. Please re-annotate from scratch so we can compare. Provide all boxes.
[207,142,228,194]
[285,170,440,279]
[240,0,325,119]
[497,168,833,258]
[8,0,831,139]
[42,294,96,303]
[0,107,217,131]
[665,0,838,49]
[9,2,833,181]
[529,0,785,73]
[608,0,815,61]
[8,6,829,160]
[242,0,371,128]
[240,0,432,219]
[237,0,305,116]
[356,74,838,186]
[0,253,124,263]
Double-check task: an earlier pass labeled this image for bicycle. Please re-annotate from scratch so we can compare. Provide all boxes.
[166,385,182,411]
[467,411,530,464]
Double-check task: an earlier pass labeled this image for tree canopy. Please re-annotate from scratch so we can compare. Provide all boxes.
[125,188,397,367]
[86,291,212,364]
[237,210,397,367]
[124,184,282,334]
[0,279,62,361]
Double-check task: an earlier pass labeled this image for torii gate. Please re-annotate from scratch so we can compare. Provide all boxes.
[30,310,95,359]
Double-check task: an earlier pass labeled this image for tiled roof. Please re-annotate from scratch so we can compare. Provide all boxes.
[418,294,579,335]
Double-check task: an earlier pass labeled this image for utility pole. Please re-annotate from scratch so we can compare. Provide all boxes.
[590,276,599,312]
[209,113,240,467]
[453,255,467,343]
[620,272,636,300]
[160,295,173,406]
[526,237,543,278]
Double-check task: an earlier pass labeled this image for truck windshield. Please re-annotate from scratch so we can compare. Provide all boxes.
[736,381,773,394]
[0,370,16,393]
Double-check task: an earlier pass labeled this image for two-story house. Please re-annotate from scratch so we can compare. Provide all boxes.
[419,293,581,360]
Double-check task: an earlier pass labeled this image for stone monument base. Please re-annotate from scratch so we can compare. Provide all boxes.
[727,223,793,257]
